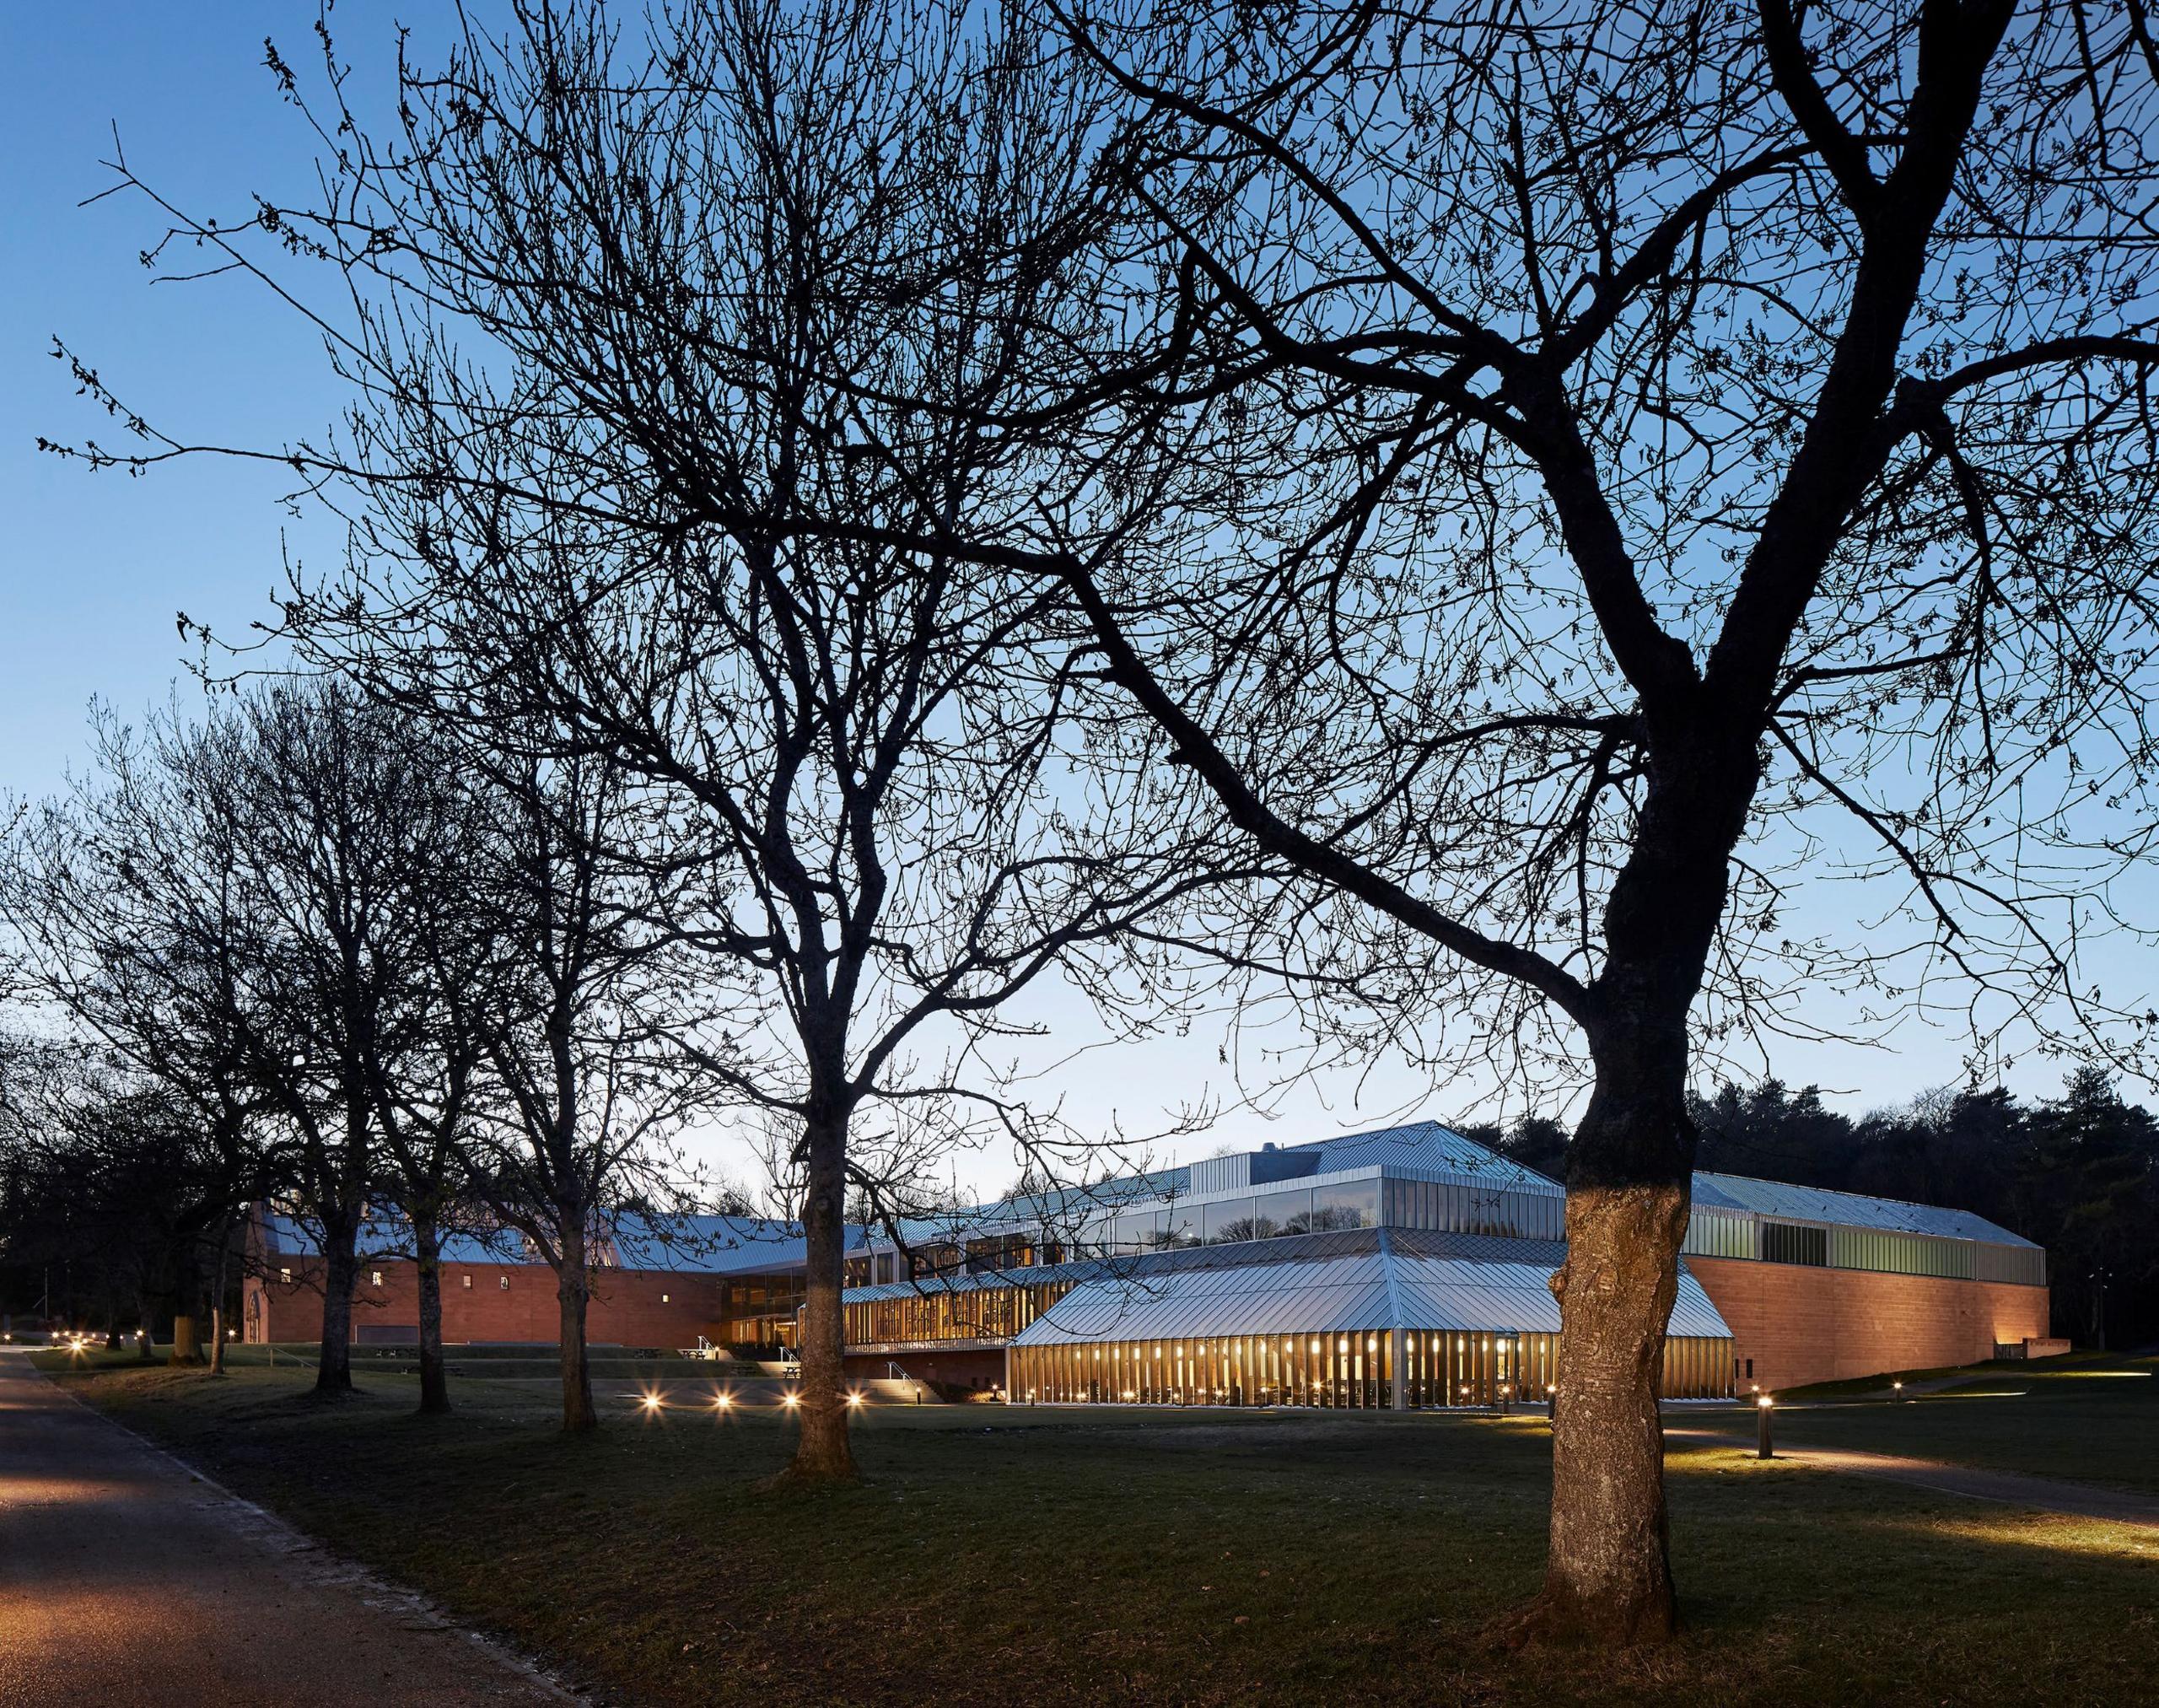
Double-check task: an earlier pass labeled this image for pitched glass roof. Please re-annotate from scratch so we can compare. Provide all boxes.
[993,1226,1731,1346]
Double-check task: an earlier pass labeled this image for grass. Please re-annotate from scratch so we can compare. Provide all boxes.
[34,1350,2159,1707]
[1769,1351,2159,1494]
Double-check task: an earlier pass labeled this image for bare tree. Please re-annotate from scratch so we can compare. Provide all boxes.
[1,704,277,1368]
[451,746,710,1433]
[51,0,1233,1480]
[908,0,2157,1643]
[354,757,493,1416]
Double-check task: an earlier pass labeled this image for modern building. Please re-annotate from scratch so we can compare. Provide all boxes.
[242,1118,2051,1403]
[837,1122,2051,1401]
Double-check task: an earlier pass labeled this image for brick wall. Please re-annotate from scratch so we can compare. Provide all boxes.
[1688,1256,2049,1392]
[243,1256,734,1350]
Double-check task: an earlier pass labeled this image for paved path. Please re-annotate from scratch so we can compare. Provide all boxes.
[1666,1424,2159,1527]
[0,1353,577,1706]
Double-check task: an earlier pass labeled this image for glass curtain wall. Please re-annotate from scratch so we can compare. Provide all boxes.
[1010,1333,1736,1407]
[1011,1333,1396,1408]
[843,1277,1080,1347]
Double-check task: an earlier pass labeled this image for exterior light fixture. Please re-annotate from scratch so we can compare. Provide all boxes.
[641,1393,663,1413]
[845,1390,864,1408]
[781,1391,800,1408]
[713,1393,732,1409]
[1756,1393,1775,1459]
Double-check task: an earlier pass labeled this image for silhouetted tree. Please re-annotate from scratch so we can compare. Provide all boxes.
[65,0,1233,1480]
[451,747,712,1432]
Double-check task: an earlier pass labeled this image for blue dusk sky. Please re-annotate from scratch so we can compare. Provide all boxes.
[2,7,2147,1199]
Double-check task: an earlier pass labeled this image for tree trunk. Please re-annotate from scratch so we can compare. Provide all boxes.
[1505,782,1723,1648]
[207,1224,233,1375]
[785,1111,857,1484]
[557,1220,598,1432]
[1490,1030,1694,1647]
[414,1216,450,1414]
[170,1242,202,1366]
[170,1314,201,1364]
[315,1215,359,1396]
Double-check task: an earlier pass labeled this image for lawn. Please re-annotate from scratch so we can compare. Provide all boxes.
[35,1352,2159,1707]
[1771,1353,2159,1494]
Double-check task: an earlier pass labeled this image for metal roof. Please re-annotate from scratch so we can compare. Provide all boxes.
[603,1214,872,1274]
[1275,1120,1559,1189]
[256,1209,872,1274]
[258,1213,518,1266]
[1691,1172,2038,1248]
[1004,1226,1731,1347]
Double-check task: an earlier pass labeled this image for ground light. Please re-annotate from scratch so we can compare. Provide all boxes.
[844,1389,864,1409]
[641,1393,663,1414]
[712,1392,732,1411]
[1757,1393,1775,1460]
[780,1391,800,1409]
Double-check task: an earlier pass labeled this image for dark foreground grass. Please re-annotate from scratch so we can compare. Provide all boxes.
[37,1354,2159,1707]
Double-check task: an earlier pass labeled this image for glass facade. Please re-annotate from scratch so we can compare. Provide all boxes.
[843,1276,1081,1349]
[1010,1331,1735,1408]
[1683,1208,2042,1286]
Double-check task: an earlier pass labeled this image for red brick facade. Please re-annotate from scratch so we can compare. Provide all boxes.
[1688,1255,2049,1392]
[242,1256,735,1350]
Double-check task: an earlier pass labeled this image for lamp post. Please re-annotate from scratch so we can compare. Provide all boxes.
[1756,1393,1775,1460]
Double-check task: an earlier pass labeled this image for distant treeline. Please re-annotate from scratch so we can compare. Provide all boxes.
[1463,1067,2157,1352]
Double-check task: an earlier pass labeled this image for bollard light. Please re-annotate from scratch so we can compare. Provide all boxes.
[1892,1379,1904,1400]
[1756,1393,1774,1460]
[780,1390,800,1409]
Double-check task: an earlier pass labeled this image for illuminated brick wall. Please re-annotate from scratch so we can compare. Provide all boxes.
[241,1255,735,1350]
[1687,1256,2049,1393]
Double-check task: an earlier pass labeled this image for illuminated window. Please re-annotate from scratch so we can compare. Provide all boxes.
[279,1267,292,1285]
[500,1275,510,1291]
[461,1275,472,1290]
[370,1271,383,1287]
[661,1292,670,1304]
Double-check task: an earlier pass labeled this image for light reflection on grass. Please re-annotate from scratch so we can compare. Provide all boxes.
[1867,1510,2159,1563]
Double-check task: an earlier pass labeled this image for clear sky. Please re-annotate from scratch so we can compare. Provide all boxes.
[3,6,2147,1201]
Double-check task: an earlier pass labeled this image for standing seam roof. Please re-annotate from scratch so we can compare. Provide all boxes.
[1690,1172,2037,1247]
